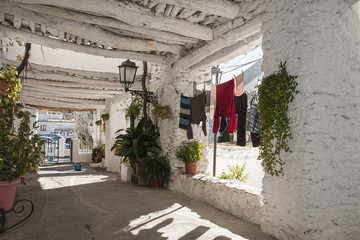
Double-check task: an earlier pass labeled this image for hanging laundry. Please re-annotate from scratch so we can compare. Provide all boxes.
[187,92,207,139]
[213,79,237,134]
[235,93,247,146]
[234,73,244,96]
[249,98,260,147]
[219,117,228,133]
[179,94,191,130]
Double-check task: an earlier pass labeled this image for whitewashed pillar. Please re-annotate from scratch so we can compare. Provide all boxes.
[260,1,360,239]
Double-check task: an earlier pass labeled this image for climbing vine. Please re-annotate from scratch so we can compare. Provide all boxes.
[258,62,299,176]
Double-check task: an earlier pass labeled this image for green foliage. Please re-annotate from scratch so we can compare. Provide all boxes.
[258,62,299,176]
[175,140,204,163]
[111,117,161,167]
[0,65,45,182]
[218,163,249,183]
[125,95,143,120]
[139,155,171,183]
[151,100,170,121]
[101,113,109,120]
[0,65,22,105]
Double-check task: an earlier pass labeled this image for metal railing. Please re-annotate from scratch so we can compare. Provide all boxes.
[79,138,93,154]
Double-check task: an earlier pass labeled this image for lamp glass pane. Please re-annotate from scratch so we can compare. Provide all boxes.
[119,67,126,83]
[126,67,137,83]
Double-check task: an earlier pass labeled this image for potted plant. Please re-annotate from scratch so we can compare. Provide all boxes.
[175,140,204,174]
[101,113,110,121]
[111,117,160,182]
[93,143,104,162]
[125,95,143,121]
[152,100,170,120]
[0,77,9,96]
[0,65,45,210]
[139,155,171,188]
[95,120,102,126]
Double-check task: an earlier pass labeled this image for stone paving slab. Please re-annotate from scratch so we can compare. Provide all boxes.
[0,164,275,240]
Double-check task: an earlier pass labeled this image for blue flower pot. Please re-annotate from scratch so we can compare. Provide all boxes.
[74,163,82,171]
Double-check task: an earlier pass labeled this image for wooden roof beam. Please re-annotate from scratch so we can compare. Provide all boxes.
[173,18,261,71]
[17,3,199,45]
[139,0,242,19]
[7,0,213,40]
[0,26,168,64]
[1,2,185,55]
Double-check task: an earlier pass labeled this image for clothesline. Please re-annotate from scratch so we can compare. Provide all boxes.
[221,58,262,74]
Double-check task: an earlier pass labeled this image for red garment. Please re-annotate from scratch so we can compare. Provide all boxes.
[213,79,237,134]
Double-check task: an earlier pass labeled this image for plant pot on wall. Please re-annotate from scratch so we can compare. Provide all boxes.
[95,120,102,126]
[175,140,204,175]
[0,178,21,210]
[101,113,110,121]
[0,77,9,96]
[185,162,197,174]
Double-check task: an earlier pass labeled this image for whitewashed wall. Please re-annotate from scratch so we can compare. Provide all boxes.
[104,93,131,173]
[148,63,264,225]
[260,1,360,239]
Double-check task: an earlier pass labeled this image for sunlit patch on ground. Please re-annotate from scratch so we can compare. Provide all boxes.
[119,203,248,240]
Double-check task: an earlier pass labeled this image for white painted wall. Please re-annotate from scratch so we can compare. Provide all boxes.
[260,1,360,239]
[103,93,131,173]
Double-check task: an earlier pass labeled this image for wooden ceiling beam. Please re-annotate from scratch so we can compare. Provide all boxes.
[21,87,115,99]
[0,26,168,64]
[7,0,213,40]
[22,83,123,95]
[173,18,261,71]
[22,97,105,110]
[142,0,241,19]
[22,78,123,90]
[1,2,184,55]
[25,104,97,112]
[18,3,199,44]
[21,93,105,106]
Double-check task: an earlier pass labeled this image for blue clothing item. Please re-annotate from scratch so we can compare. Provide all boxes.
[179,94,191,129]
[249,98,259,133]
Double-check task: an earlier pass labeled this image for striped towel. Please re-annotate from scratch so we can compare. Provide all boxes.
[179,94,191,129]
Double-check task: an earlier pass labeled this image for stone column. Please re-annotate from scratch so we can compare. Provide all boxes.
[260,1,360,239]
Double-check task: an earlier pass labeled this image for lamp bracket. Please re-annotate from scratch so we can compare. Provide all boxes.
[129,90,155,103]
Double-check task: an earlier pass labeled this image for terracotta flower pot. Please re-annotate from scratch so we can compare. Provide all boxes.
[185,162,197,174]
[0,78,9,96]
[149,179,163,188]
[0,178,21,210]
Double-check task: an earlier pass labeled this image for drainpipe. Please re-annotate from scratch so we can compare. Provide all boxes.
[213,66,219,177]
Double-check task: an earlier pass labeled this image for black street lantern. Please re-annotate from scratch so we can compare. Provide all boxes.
[118,59,138,92]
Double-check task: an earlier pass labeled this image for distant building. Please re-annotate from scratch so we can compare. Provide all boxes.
[37,112,74,137]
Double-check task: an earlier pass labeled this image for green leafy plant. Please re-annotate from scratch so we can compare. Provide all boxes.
[111,117,161,167]
[95,120,102,126]
[258,62,299,176]
[125,94,143,120]
[139,155,171,184]
[175,140,204,163]
[152,100,170,121]
[0,65,45,182]
[101,113,110,120]
[218,163,249,183]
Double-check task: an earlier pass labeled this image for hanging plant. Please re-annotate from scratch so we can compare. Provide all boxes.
[125,94,143,120]
[101,113,110,121]
[258,62,299,176]
[95,120,102,126]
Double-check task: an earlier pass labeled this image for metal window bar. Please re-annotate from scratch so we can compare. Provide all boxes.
[79,138,93,154]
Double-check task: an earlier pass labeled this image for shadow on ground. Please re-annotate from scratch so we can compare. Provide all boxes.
[0,164,274,240]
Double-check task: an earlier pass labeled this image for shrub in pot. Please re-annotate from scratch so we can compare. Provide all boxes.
[111,117,161,179]
[139,155,171,188]
[0,65,45,210]
[175,140,204,174]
